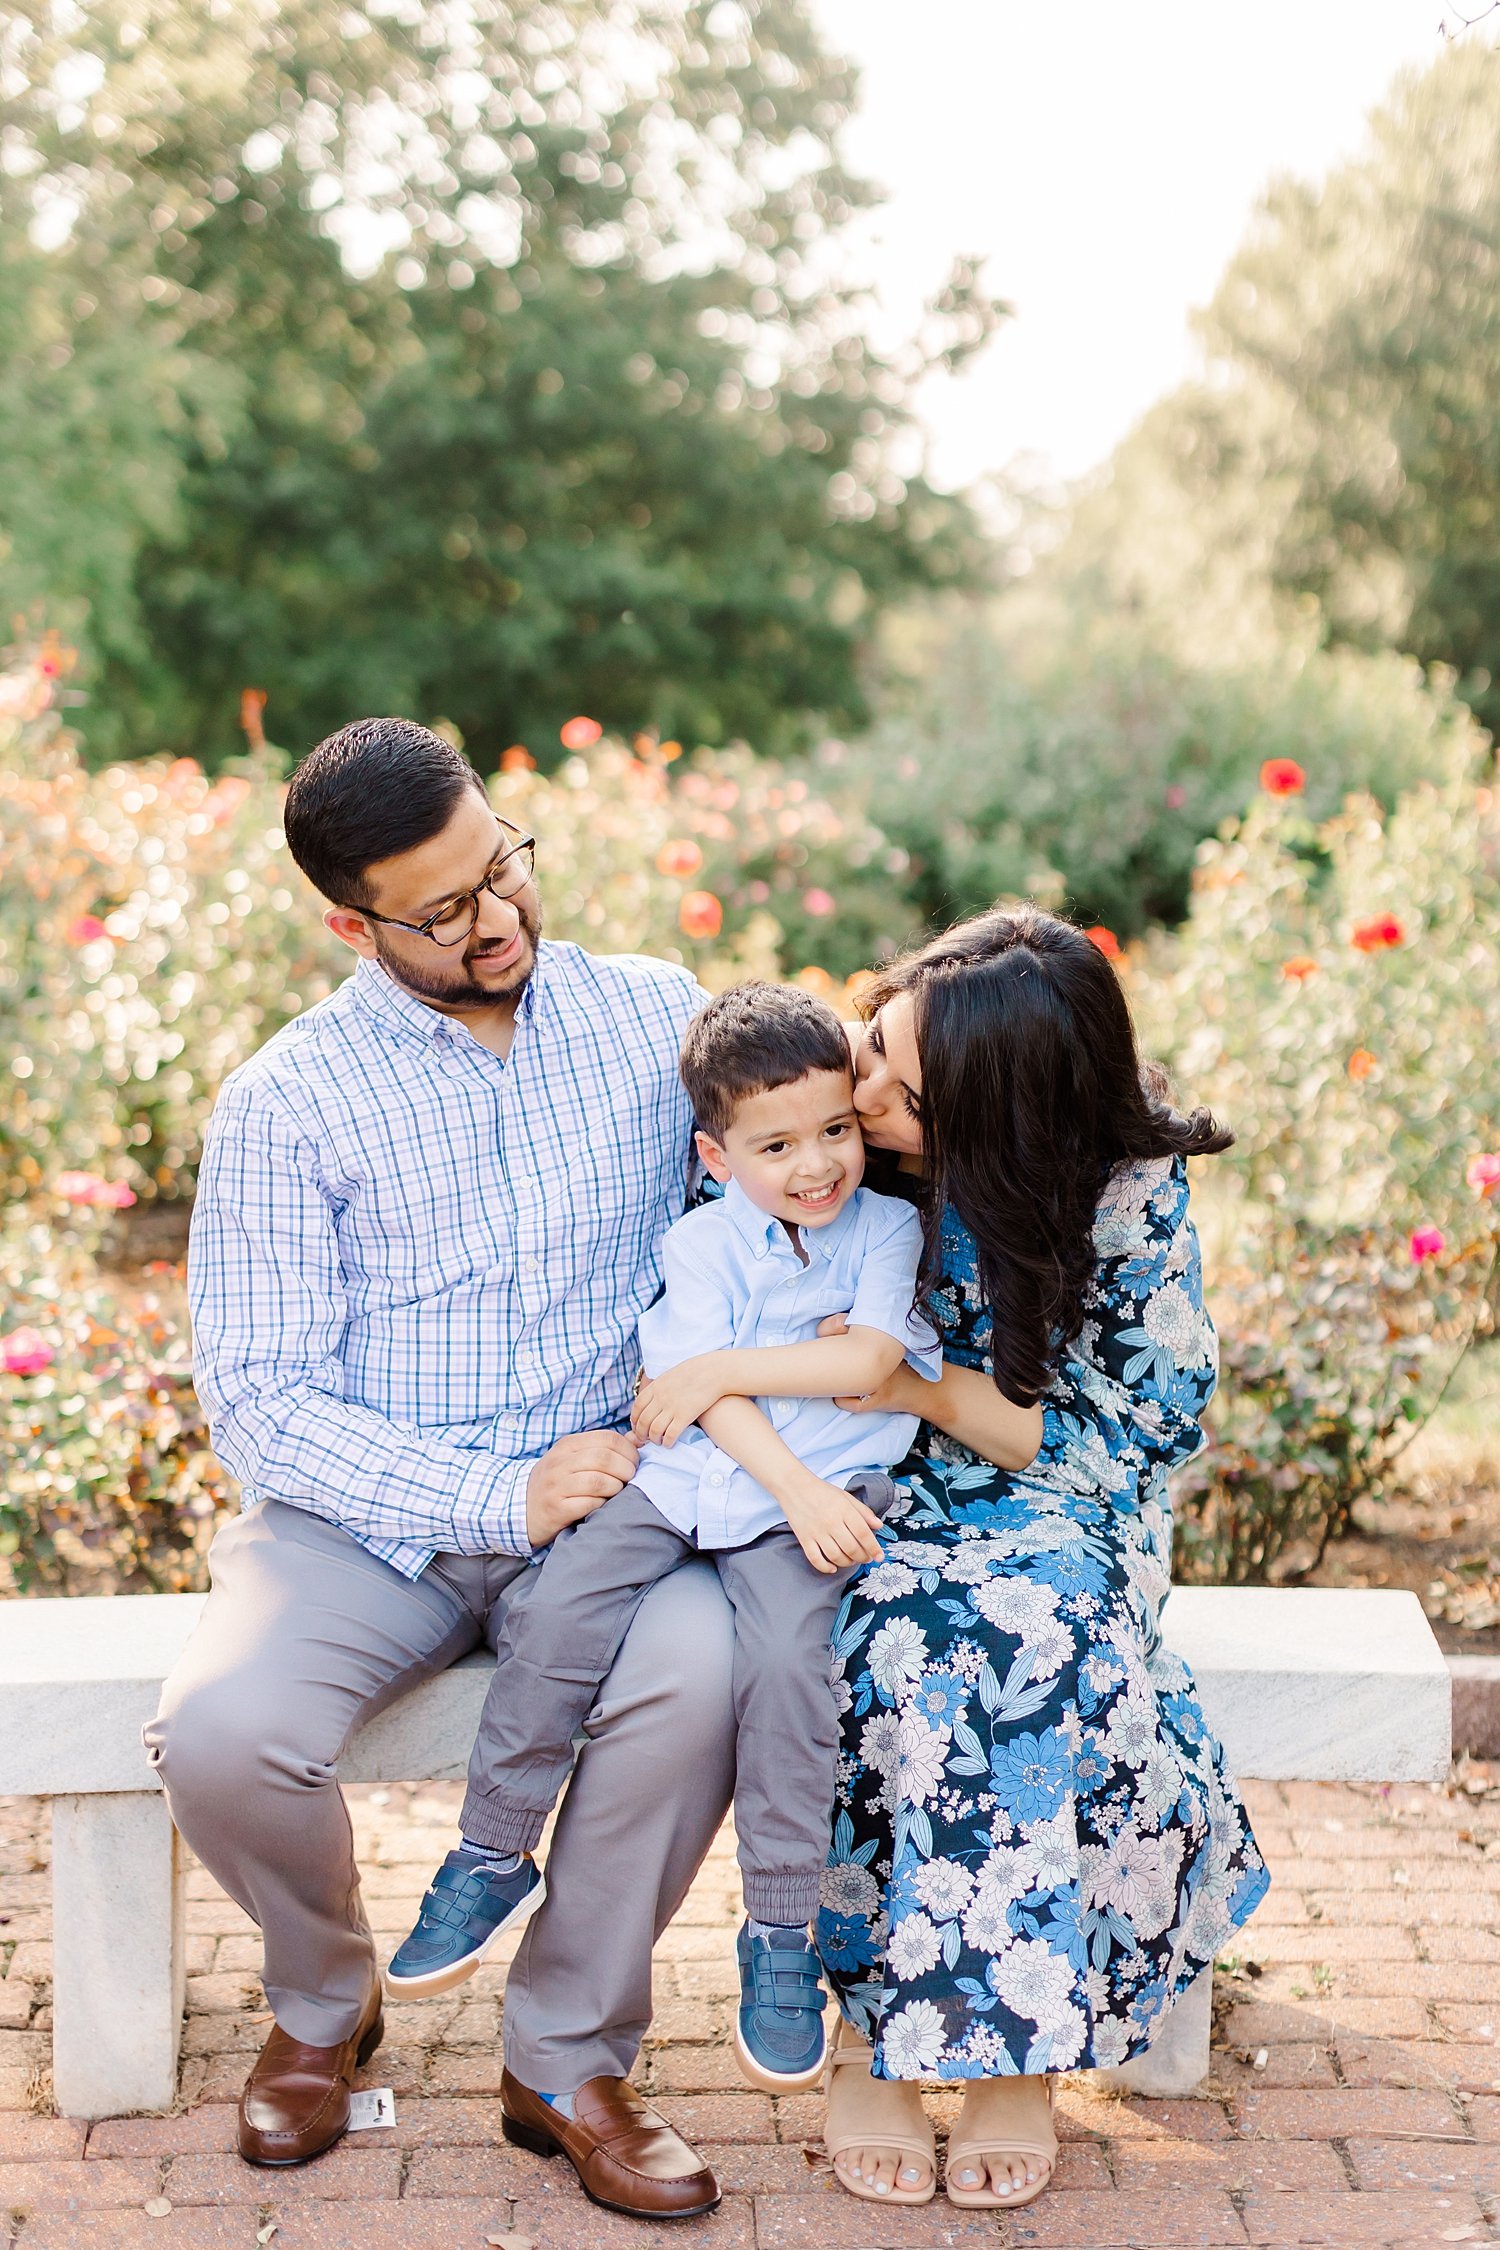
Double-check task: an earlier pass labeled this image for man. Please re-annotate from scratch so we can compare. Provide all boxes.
[146,717,735,2221]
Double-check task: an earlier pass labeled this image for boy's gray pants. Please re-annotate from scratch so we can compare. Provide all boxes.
[144,1499,737,2092]
[461,1477,893,1928]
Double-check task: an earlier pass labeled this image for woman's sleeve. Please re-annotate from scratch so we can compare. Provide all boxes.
[1043,1159,1219,1477]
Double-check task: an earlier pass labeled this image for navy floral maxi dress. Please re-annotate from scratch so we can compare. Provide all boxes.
[816,1154,1269,2080]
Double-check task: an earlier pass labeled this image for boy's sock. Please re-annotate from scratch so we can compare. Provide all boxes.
[457,1838,525,1875]
[538,2092,577,2118]
[748,1918,809,1949]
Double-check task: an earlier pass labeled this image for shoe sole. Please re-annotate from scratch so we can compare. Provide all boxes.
[502,2112,721,2219]
[238,2009,386,2168]
[382,1875,547,2000]
[732,2018,829,2095]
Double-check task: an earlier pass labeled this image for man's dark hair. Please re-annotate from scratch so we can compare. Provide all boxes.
[681,981,853,1143]
[283,717,486,906]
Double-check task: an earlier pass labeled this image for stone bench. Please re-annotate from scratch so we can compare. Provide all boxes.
[0,1584,1450,2120]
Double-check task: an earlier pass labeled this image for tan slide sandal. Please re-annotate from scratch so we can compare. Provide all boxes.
[944,2073,1057,2209]
[821,2017,937,2206]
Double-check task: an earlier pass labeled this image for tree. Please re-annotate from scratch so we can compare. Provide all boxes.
[1,0,998,763]
[1036,37,1500,737]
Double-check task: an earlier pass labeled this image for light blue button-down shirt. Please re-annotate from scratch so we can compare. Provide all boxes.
[633,1178,942,1549]
[189,943,703,1578]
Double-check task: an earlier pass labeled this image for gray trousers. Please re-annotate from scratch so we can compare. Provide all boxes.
[144,1500,737,2090]
[462,1479,891,1927]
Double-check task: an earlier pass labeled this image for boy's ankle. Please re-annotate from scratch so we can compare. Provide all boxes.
[458,1839,527,1873]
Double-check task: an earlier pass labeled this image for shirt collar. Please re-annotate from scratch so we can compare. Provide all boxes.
[721,1175,859,1262]
[351,948,546,1050]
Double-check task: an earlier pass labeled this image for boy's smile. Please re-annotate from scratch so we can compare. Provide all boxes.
[697,1066,865,1232]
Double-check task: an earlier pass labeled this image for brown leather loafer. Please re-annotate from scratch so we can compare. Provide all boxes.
[500,2069,720,2219]
[238,1983,384,2167]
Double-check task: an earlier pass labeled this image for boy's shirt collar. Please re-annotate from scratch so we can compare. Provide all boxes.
[721,1174,861,1263]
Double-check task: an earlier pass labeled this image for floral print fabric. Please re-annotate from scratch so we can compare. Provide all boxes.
[816,1155,1269,2079]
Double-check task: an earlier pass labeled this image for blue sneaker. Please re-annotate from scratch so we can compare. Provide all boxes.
[385,1851,546,1998]
[733,1920,829,2092]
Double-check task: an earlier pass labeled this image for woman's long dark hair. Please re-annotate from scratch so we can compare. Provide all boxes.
[864,904,1232,1409]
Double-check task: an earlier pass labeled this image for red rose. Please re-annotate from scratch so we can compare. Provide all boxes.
[1351,915,1405,953]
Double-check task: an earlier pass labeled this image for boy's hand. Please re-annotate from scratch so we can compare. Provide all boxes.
[780,1477,883,1575]
[631,1353,730,1447]
[526,1431,638,1548]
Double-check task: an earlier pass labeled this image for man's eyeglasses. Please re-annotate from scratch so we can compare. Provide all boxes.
[350,825,537,947]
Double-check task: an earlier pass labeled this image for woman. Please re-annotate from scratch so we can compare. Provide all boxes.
[814,905,1269,2211]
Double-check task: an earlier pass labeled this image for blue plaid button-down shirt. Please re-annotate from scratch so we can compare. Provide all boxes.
[189,943,703,1578]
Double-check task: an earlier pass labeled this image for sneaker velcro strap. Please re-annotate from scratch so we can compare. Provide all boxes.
[750,1947,827,2014]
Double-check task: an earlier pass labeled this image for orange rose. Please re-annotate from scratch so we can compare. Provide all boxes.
[656,839,704,879]
[678,890,723,940]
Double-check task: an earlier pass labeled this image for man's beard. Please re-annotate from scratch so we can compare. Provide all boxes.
[374,899,543,1010]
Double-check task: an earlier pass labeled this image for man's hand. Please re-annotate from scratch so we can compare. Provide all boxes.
[525,1431,639,1549]
[780,1476,884,1576]
[631,1352,731,1448]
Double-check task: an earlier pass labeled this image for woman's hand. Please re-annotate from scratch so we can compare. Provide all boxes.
[631,1352,731,1447]
[817,1313,923,1416]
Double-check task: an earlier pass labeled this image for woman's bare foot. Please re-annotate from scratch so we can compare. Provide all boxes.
[823,2021,937,2203]
[946,2075,1056,2205]
[833,2110,935,2202]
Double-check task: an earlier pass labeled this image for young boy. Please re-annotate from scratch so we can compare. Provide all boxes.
[386,982,938,2093]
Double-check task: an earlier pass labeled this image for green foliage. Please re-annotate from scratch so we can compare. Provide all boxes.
[1133,750,1500,1582]
[847,614,1483,941]
[0,646,344,1205]
[0,237,237,709]
[0,1208,229,1595]
[0,0,996,764]
[0,628,884,1211]
[5,626,1498,1593]
[1037,39,1500,728]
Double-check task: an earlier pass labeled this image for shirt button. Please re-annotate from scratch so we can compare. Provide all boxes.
[709,1472,725,1487]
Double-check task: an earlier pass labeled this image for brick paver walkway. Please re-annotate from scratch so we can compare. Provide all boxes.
[3,1772,1500,2247]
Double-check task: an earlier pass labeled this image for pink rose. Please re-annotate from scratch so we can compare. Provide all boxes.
[54,1171,137,1209]
[1409,1226,1445,1264]
[2,1328,54,1377]
[1467,1152,1500,1201]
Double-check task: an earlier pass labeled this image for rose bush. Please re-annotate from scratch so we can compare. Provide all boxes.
[0,642,343,1209]
[1133,745,1500,1581]
[0,636,886,1215]
[4,623,1497,1591]
[0,1207,230,1594]
[0,634,885,1586]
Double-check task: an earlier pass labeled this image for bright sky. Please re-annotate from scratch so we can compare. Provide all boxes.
[808,0,1464,492]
